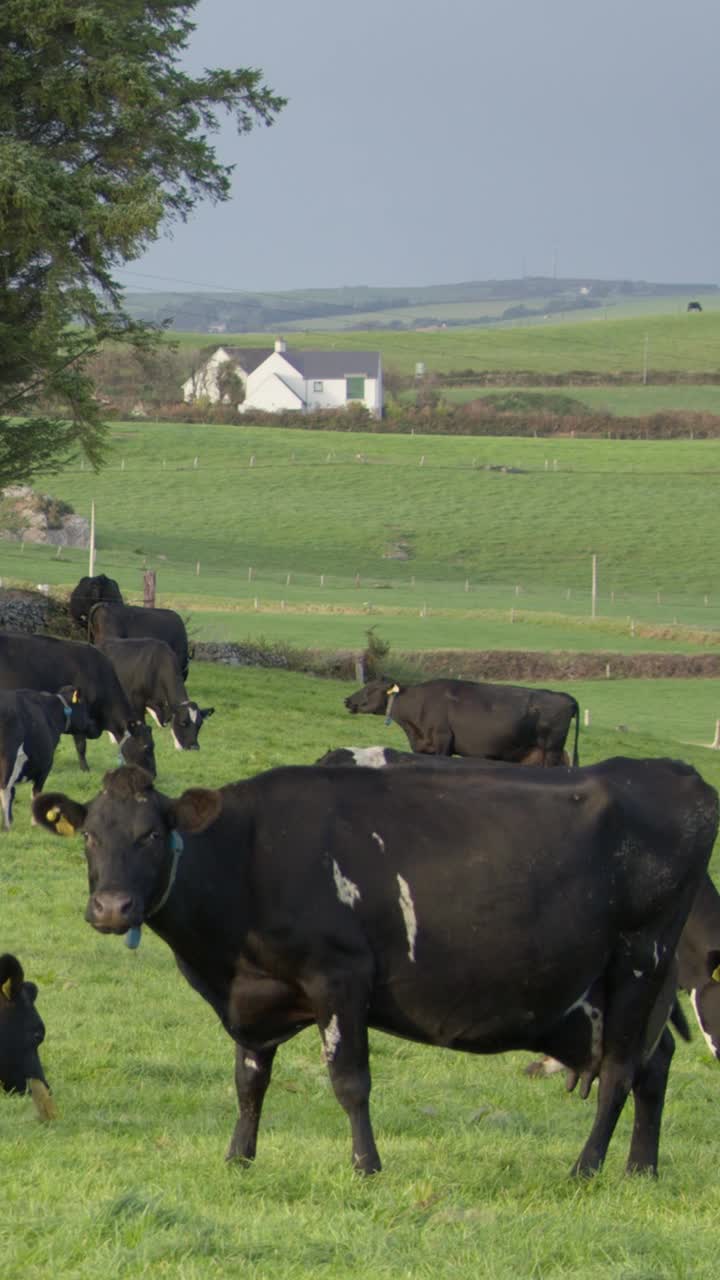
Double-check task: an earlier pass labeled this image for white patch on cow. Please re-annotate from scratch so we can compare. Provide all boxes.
[1,742,27,829]
[350,746,388,769]
[243,1055,259,1072]
[189,705,199,725]
[564,989,603,1067]
[332,859,361,908]
[396,875,417,962]
[147,706,163,728]
[372,831,385,852]
[653,941,660,969]
[633,969,644,978]
[171,729,183,751]
[323,1014,341,1063]
[690,989,719,1059]
[107,730,120,745]
[539,1056,565,1077]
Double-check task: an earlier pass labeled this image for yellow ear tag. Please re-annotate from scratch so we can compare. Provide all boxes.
[1,978,12,1000]
[46,806,60,823]
[72,690,80,704]
[387,684,399,696]
[55,816,76,837]
[712,964,720,983]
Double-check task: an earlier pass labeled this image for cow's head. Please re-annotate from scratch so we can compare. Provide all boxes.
[57,686,99,739]
[0,954,52,1113]
[693,949,720,1062]
[344,678,402,716]
[170,702,215,751]
[33,767,222,936]
[119,722,157,779]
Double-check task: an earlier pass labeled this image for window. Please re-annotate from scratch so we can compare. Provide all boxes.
[313,380,323,392]
[346,376,365,400]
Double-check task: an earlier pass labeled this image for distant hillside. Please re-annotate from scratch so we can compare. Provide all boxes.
[122,276,718,334]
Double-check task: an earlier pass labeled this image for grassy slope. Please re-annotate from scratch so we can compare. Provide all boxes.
[3,664,720,1279]
[6,425,720,652]
[168,310,720,375]
[441,384,720,414]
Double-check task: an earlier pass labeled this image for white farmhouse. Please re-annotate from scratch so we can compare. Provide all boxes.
[182,339,383,418]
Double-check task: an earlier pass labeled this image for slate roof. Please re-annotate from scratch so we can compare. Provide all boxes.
[282,350,381,379]
[220,347,274,373]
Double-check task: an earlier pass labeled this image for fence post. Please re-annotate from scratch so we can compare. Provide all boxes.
[143,570,156,607]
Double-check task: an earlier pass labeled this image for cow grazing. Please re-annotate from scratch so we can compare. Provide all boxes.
[98,638,214,750]
[0,687,96,828]
[0,633,156,777]
[69,574,124,629]
[0,954,55,1119]
[34,756,717,1180]
[345,676,580,766]
[89,603,190,681]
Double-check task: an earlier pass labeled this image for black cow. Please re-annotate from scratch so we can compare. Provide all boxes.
[0,687,96,828]
[687,301,703,313]
[99,638,214,750]
[0,633,155,777]
[69,574,124,628]
[34,756,717,1179]
[0,953,55,1119]
[345,677,580,766]
[89,603,190,681]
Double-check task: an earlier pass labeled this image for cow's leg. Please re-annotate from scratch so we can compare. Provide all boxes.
[570,1054,635,1176]
[226,1044,277,1165]
[309,971,379,1174]
[626,1028,674,1176]
[72,734,90,772]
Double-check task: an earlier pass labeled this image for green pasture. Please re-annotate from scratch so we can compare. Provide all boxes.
[168,310,720,376]
[439,384,720,416]
[5,423,720,650]
[3,663,720,1279]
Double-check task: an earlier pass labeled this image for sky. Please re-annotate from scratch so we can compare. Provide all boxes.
[117,0,720,296]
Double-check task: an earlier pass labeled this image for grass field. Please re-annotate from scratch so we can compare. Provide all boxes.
[439,384,720,415]
[5,423,720,653]
[167,310,720,376]
[3,663,720,1279]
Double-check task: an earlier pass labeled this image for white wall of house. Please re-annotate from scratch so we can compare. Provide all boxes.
[244,370,305,413]
[239,351,383,417]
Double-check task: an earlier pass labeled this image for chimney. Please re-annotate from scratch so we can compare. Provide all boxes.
[274,337,286,354]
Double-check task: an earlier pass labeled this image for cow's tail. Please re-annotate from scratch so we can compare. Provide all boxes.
[570,697,580,766]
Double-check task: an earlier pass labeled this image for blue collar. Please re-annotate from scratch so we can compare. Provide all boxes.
[125,830,184,950]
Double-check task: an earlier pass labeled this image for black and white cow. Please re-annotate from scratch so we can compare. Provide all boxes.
[0,687,96,828]
[34,756,717,1180]
[0,633,156,776]
[98,638,214,751]
[0,953,55,1118]
[89,602,190,681]
[345,677,580,766]
[320,747,720,1068]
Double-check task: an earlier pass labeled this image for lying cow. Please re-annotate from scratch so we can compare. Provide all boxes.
[345,677,580,766]
[316,746,511,769]
[89,602,190,681]
[69,574,124,629]
[0,687,95,828]
[0,953,55,1119]
[35,756,717,1180]
[98,638,214,751]
[0,633,156,776]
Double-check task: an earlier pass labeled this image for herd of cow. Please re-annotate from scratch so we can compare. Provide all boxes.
[1,571,720,1188]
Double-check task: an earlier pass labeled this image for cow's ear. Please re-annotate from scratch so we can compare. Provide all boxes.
[32,793,87,837]
[170,787,222,834]
[0,954,24,1002]
[708,950,720,983]
[200,707,215,721]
